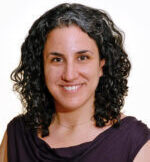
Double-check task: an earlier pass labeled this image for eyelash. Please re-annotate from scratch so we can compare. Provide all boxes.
[51,57,62,62]
[78,55,89,61]
[51,55,89,63]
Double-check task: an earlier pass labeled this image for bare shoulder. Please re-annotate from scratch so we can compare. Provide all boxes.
[0,131,8,162]
[134,140,150,162]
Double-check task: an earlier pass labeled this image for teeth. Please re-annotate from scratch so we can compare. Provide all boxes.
[63,85,80,91]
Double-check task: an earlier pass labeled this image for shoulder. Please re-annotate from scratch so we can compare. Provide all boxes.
[7,115,26,137]
[7,115,24,128]
[6,115,39,161]
[126,116,150,142]
[0,131,8,162]
[133,140,150,162]
[122,116,150,161]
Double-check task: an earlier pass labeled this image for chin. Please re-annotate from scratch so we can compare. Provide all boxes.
[54,99,86,112]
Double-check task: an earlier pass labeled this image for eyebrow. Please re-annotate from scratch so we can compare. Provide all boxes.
[47,50,93,57]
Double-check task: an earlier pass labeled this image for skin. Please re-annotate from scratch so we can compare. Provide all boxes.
[42,25,150,160]
[43,25,105,126]
[134,140,150,162]
[42,25,107,147]
[0,23,149,161]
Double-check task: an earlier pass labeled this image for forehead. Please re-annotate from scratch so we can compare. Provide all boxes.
[44,25,98,53]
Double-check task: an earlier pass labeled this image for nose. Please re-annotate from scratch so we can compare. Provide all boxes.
[62,61,78,82]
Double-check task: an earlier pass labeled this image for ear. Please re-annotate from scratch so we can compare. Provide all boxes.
[99,59,105,77]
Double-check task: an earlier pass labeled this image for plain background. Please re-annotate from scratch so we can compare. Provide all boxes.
[0,0,150,143]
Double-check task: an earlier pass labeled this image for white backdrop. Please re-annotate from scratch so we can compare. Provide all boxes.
[0,0,150,143]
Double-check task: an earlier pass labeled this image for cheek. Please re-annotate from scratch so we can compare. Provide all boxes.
[82,63,100,78]
[80,65,100,90]
[44,66,61,84]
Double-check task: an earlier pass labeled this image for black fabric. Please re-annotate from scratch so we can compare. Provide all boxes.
[7,115,150,162]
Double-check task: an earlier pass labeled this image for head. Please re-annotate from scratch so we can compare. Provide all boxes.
[11,3,131,137]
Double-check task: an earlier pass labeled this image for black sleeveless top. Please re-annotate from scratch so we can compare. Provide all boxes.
[7,116,150,162]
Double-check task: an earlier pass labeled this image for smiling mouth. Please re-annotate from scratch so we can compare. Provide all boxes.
[61,84,84,92]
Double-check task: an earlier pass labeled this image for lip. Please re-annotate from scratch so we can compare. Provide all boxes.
[60,83,85,93]
[60,83,84,86]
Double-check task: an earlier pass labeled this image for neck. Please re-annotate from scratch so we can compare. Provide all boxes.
[52,103,95,130]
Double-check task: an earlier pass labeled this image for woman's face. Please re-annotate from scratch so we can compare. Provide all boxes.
[43,25,105,112]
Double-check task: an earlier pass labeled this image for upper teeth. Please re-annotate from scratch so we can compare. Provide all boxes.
[63,85,80,91]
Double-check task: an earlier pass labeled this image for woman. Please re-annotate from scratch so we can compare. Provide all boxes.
[0,3,150,162]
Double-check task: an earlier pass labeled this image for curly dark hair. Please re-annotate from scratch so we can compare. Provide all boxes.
[10,3,131,137]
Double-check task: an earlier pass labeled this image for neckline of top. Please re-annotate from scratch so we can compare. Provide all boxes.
[35,116,135,150]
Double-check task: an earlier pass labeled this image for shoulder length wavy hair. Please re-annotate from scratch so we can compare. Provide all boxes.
[11,3,131,137]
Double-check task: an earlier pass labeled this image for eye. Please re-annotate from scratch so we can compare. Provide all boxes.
[78,55,89,61]
[51,57,63,62]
